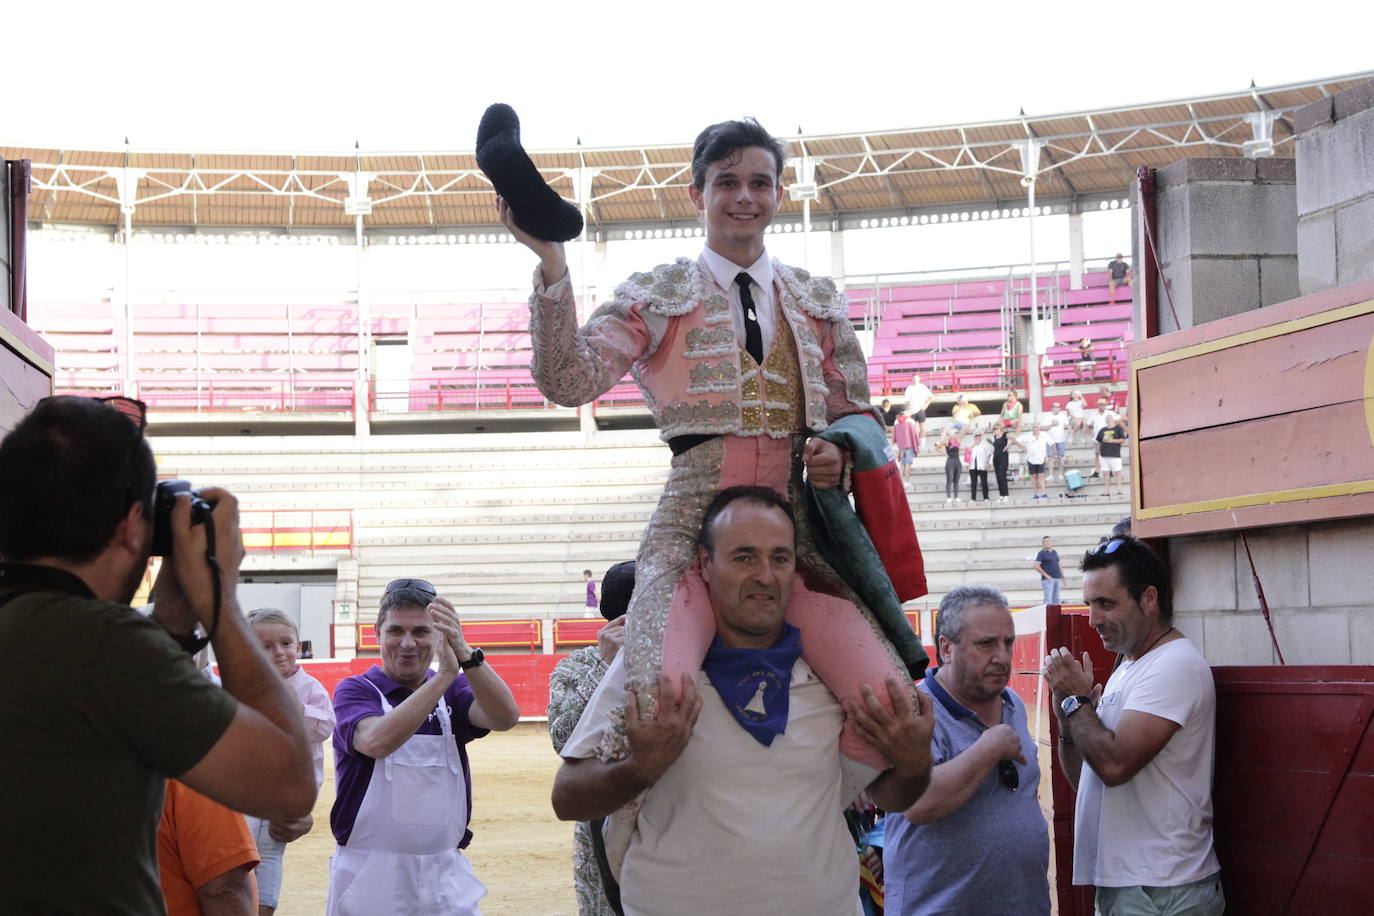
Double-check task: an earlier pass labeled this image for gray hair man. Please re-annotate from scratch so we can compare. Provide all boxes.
[883,586,1049,915]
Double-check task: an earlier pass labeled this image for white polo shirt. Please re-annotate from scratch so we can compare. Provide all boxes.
[562,654,875,916]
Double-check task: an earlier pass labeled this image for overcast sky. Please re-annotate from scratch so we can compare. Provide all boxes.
[6,0,1370,153]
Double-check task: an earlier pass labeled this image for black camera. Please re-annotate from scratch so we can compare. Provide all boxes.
[151,479,213,557]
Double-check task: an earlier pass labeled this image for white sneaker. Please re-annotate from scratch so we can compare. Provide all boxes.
[945,498,953,505]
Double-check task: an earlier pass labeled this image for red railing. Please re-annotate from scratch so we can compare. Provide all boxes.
[369,372,557,413]
[1040,344,1128,386]
[239,508,354,555]
[867,353,1033,398]
[51,351,1122,420]
[53,374,356,414]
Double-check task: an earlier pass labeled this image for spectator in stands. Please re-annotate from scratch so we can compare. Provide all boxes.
[0,396,314,914]
[879,398,901,432]
[968,430,993,502]
[1107,253,1133,303]
[950,394,981,435]
[1013,421,1053,500]
[1044,402,1069,482]
[552,486,934,916]
[942,426,965,505]
[327,580,520,915]
[1066,390,1088,444]
[1077,337,1097,379]
[246,608,335,916]
[158,779,261,915]
[506,116,917,781]
[1034,535,1063,606]
[904,372,935,447]
[991,422,1013,503]
[1088,399,1114,478]
[883,586,1049,916]
[1042,537,1222,916]
[548,561,635,916]
[999,389,1024,433]
[893,411,921,486]
[1096,416,1129,499]
[584,569,598,616]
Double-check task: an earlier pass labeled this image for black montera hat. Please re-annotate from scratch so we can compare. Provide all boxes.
[600,561,636,622]
[476,103,584,243]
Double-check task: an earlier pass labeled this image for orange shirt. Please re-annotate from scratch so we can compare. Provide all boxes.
[157,780,259,916]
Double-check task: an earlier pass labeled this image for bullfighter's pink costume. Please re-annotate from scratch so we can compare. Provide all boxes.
[530,255,906,767]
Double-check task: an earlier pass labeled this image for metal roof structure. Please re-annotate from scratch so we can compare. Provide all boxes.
[4,70,1371,233]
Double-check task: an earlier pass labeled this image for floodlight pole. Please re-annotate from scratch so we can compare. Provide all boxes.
[354,211,369,437]
[112,147,142,400]
[1018,139,1045,415]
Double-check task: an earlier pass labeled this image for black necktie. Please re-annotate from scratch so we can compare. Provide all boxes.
[735,272,764,365]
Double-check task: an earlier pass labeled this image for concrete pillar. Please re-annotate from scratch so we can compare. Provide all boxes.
[1067,211,1085,290]
[1293,78,1374,295]
[829,227,846,285]
[1152,157,1298,333]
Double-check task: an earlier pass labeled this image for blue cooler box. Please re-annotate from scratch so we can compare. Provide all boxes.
[1065,469,1084,490]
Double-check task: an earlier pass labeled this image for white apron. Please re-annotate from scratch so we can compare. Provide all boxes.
[327,682,486,915]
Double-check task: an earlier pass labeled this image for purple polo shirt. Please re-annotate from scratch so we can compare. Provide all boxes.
[329,665,488,848]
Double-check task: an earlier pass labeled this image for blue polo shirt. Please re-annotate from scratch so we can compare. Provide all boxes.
[882,669,1050,916]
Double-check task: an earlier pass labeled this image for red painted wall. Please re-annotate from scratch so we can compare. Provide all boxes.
[295,655,566,719]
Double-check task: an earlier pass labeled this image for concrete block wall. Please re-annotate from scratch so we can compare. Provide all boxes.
[1294,78,1374,295]
[1168,517,1374,666]
[1153,157,1298,334]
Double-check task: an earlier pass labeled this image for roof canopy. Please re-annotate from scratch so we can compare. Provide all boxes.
[5,71,1369,232]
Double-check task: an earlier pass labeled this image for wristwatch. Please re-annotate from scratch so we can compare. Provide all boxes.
[459,647,486,670]
[1060,695,1093,718]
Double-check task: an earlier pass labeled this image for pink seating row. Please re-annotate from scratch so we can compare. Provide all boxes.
[1057,302,1132,323]
[1052,321,1130,345]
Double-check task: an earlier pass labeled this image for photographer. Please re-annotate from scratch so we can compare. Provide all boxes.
[0,396,315,914]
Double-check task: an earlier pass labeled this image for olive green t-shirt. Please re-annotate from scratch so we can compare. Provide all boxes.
[0,586,238,915]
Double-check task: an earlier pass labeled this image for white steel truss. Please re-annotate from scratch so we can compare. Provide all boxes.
[8,70,1370,230]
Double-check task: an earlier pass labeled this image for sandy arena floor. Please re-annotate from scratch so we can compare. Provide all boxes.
[275,723,577,915]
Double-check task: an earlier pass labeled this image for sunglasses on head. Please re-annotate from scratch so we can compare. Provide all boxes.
[41,395,148,433]
[1092,538,1126,556]
[385,578,437,597]
[997,759,1019,791]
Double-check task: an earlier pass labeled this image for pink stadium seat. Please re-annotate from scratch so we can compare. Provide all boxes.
[944,311,1001,331]
[938,329,1003,349]
[1058,302,1132,323]
[892,299,954,318]
[1052,321,1130,345]
[882,314,945,334]
[949,294,1003,314]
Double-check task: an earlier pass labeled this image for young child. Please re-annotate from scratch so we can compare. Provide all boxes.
[246,608,335,916]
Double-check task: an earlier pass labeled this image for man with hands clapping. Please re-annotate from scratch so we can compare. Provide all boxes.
[327,580,519,916]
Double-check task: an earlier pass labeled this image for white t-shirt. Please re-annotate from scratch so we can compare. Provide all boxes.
[904,383,933,411]
[1090,410,1113,437]
[1020,432,1051,465]
[561,654,875,916]
[1046,411,1069,444]
[1066,398,1086,420]
[970,439,995,471]
[1073,638,1219,888]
